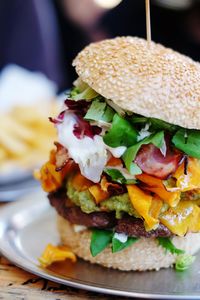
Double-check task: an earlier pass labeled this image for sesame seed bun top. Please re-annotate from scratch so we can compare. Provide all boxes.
[73,36,200,130]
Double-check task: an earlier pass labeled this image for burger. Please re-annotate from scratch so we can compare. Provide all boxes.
[38,36,200,271]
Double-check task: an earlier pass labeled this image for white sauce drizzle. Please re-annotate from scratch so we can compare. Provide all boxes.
[113,232,128,243]
[160,139,167,157]
[107,146,127,158]
[56,111,127,183]
[73,225,87,233]
[137,123,151,141]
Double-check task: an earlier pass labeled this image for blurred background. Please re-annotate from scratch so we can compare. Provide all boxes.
[0,0,199,200]
[0,0,200,90]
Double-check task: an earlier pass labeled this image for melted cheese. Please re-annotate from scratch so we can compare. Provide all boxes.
[127,185,159,230]
[37,150,71,193]
[136,174,180,207]
[150,196,163,220]
[160,201,200,236]
[39,244,76,268]
[174,158,200,192]
[89,184,109,204]
[72,172,93,191]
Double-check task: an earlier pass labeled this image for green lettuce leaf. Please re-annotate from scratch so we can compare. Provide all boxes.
[130,115,178,132]
[105,99,126,117]
[123,131,164,174]
[112,236,139,253]
[84,98,106,121]
[104,168,136,184]
[90,229,113,257]
[150,118,178,132]
[90,229,140,256]
[129,162,142,175]
[130,115,148,124]
[84,98,115,122]
[70,84,98,101]
[175,254,196,271]
[172,129,200,159]
[157,237,185,255]
[69,87,80,98]
[101,106,115,122]
[103,114,138,147]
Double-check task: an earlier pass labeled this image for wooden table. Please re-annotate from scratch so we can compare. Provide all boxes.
[0,256,127,299]
[0,203,128,300]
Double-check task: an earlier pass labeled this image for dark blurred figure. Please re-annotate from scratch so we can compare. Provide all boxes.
[53,0,107,87]
[0,0,68,90]
[0,0,199,89]
[55,0,200,83]
[101,0,200,60]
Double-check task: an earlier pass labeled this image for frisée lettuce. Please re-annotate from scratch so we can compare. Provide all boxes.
[175,254,196,271]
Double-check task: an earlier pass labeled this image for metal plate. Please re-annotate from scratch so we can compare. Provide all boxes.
[0,178,39,202]
[1,192,200,299]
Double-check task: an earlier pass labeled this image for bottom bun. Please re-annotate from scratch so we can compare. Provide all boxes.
[57,215,200,271]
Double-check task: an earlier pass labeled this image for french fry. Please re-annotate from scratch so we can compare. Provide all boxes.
[0,101,59,172]
[0,147,7,161]
[0,115,36,141]
[0,129,28,156]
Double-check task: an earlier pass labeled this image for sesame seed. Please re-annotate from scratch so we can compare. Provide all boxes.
[73,36,200,129]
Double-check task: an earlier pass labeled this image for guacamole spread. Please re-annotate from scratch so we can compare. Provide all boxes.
[66,181,138,218]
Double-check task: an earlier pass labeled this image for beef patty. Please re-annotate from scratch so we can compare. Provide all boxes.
[48,189,172,238]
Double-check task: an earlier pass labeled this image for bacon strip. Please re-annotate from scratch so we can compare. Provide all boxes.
[54,142,71,171]
[135,143,182,179]
[100,176,125,196]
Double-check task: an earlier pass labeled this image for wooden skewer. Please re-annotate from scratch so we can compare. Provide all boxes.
[145,0,151,47]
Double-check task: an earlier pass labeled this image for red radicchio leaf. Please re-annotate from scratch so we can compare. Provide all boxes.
[50,100,101,139]
[65,99,101,139]
[65,99,90,117]
[49,110,65,124]
[73,116,101,139]
[49,100,89,125]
